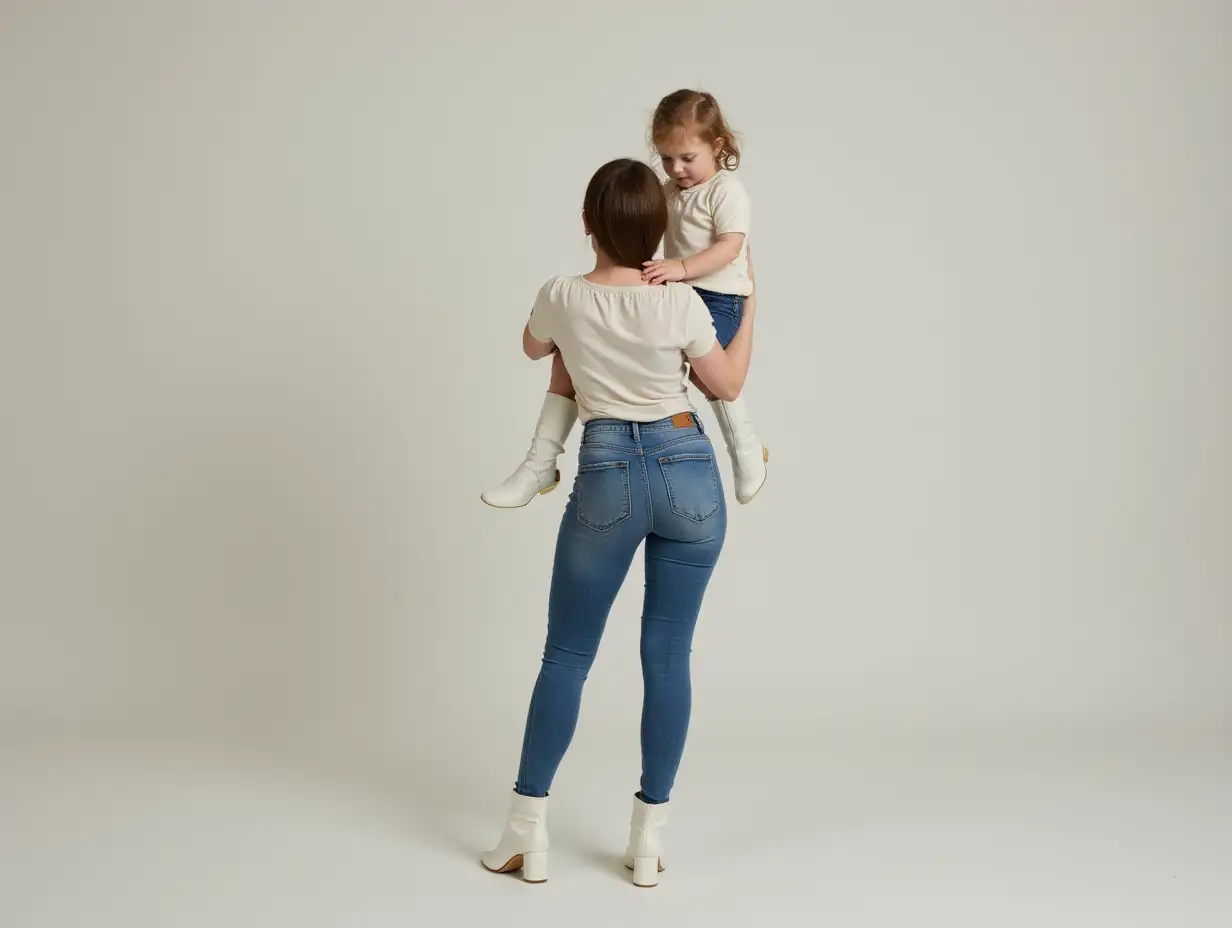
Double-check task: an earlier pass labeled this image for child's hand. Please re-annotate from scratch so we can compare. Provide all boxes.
[642,259,687,286]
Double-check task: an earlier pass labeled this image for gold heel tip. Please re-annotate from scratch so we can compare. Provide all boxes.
[539,469,562,495]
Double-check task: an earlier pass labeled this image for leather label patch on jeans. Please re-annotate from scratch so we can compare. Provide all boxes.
[671,412,694,429]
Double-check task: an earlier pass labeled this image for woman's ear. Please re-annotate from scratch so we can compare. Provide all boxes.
[581,209,590,236]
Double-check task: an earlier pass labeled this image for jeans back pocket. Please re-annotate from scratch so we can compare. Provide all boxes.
[658,453,720,523]
[577,461,631,531]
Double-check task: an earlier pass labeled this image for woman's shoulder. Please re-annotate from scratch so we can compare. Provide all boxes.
[534,274,584,302]
[660,282,704,308]
[540,277,695,308]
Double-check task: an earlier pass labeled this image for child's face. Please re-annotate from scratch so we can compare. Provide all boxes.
[657,130,722,189]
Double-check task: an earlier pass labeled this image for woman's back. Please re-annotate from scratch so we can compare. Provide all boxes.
[528,276,715,424]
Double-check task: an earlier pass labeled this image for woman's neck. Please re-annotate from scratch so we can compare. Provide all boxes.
[585,254,647,287]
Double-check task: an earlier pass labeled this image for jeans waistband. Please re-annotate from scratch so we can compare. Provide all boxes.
[582,411,704,438]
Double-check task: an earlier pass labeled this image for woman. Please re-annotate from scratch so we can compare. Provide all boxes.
[480,158,757,888]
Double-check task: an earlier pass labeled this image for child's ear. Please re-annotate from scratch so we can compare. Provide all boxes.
[712,137,726,158]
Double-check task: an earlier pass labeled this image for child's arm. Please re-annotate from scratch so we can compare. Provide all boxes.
[642,233,744,286]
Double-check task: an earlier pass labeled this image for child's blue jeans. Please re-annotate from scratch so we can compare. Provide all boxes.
[694,286,745,348]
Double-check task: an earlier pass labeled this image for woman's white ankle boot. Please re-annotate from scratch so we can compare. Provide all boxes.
[480,793,549,884]
[623,794,668,888]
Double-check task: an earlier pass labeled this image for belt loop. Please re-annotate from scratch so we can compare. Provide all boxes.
[631,421,640,442]
[694,412,705,434]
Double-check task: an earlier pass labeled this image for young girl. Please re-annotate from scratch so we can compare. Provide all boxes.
[482,89,767,508]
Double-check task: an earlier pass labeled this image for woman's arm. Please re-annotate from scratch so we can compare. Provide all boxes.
[523,323,555,360]
[642,233,744,286]
[687,287,757,401]
[686,244,757,400]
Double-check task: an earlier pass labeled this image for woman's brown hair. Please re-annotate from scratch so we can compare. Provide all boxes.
[652,89,741,171]
[582,159,667,269]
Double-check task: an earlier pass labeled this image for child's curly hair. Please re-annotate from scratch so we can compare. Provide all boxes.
[651,89,741,171]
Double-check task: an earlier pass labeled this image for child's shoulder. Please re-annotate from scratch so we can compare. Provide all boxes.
[710,169,749,196]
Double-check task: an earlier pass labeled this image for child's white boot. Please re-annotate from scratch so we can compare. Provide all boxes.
[482,393,578,508]
[709,396,768,504]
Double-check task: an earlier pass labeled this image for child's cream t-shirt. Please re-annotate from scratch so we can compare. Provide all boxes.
[663,170,753,296]
[527,276,718,423]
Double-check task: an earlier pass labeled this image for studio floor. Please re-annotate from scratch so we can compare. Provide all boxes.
[2,727,1230,927]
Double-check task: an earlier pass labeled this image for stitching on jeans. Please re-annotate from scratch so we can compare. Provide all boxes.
[641,454,654,534]
[581,441,638,454]
[650,434,708,455]
[518,678,540,791]
[586,423,681,434]
[584,441,681,455]
[659,454,720,523]
[583,429,704,456]
[576,460,630,532]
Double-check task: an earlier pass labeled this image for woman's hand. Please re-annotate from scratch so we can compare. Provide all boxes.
[642,259,687,286]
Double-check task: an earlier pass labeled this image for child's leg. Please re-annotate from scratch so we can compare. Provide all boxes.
[548,349,576,399]
[691,288,768,505]
[481,352,578,508]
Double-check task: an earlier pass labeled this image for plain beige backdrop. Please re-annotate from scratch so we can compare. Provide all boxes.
[1,0,1229,774]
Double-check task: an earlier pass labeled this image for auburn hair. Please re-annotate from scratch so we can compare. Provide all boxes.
[652,89,741,171]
